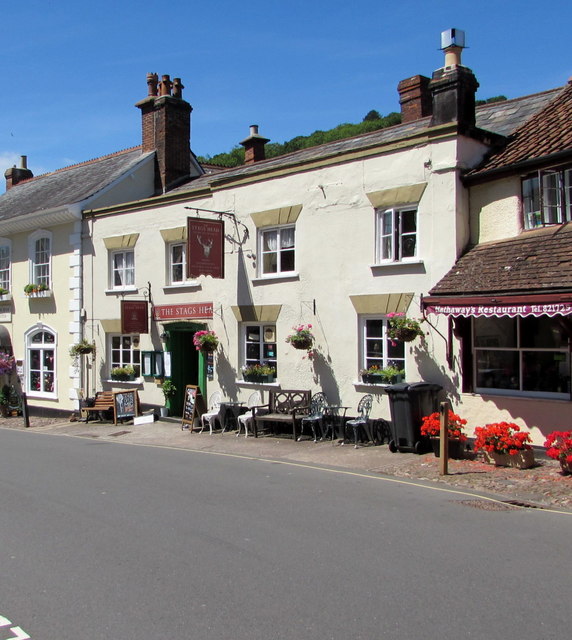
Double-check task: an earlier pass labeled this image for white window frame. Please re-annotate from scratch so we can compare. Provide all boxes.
[167,242,186,285]
[28,230,52,289]
[241,323,278,374]
[375,206,417,263]
[522,167,572,229]
[109,249,135,290]
[25,324,57,398]
[360,316,406,374]
[0,239,11,292]
[258,225,295,277]
[108,334,141,378]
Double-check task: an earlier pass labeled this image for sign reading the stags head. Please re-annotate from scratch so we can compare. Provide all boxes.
[121,300,149,334]
[187,218,225,279]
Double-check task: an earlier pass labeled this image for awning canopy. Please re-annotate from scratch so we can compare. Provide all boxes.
[423,293,572,318]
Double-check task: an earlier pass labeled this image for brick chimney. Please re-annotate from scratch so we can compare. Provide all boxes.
[429,29,479,133]
[398,75,432,123]
[135,73,192,192]
[4,155,33,190]
[240,125,270,164]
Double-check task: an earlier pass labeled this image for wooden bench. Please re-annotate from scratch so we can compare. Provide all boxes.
[84,391,115,424]
[252,389,311,440]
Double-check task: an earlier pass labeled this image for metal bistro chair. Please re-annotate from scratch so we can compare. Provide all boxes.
[237,391,263,438]
[345,394,373,448]
[200,391,223,435]
[298,392,328,442]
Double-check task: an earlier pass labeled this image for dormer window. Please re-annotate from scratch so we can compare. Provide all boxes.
[523,167,572,229]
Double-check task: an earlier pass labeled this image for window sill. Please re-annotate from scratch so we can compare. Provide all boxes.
[24,289,53,299]
[353,379,392,390]
[252,273,299,285]
[27,392,57,400]
[105,287,138,295]
[0,293,12,302]
[163,282,201,291]
[370,260,425,273]
[236,379,281,388]
[471,388,571,402]
[106,378,143,386]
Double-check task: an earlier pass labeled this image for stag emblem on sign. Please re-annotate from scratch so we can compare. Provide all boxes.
[197,235,213,258]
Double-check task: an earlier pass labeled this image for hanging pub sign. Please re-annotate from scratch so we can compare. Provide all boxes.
[187,217,225,279]
[121,300,149,334]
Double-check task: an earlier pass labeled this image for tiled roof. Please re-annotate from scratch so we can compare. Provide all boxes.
[0,148,150,221]
[429,223,572,296]
[173,87,564,194]
[468,84,572,177]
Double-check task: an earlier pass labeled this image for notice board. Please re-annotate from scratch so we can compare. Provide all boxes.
[181,385,206,430]
[113,390,139,424]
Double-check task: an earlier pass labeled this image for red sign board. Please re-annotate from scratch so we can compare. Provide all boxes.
[152,302,214,321]
[187,218,225,279]
[121,301,149,334]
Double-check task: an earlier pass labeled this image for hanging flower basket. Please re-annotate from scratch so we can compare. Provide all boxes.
[193,330,219,352]
[386,312,424,343]
[286,325,315,352]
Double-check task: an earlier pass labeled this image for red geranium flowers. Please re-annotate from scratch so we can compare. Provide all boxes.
[474,422,532,456]
[421,411,467,440]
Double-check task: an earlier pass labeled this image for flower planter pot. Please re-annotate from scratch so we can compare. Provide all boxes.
[430,437,465,459]
[559,459,572,475]
[199,343,218,353]
[482,449,535,469]
[290,338,313,350]
[243,374,275,383]
[111,374,135,382]
[392,328,420,342]
[362,373,403,385]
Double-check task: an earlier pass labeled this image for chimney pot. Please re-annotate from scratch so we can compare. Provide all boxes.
[159,75,172,97]
[240,124,270,164]
[147,73,158,96]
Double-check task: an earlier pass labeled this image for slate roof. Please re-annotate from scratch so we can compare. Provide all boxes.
[0,147,151,221]
[467,83,572,178]
[171,86,564,194]
[429,223,572,297]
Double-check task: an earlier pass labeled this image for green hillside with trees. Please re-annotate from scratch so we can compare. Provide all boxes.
[198,96,507,168]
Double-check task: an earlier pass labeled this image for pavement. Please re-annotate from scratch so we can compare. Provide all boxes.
[2,413,571,514]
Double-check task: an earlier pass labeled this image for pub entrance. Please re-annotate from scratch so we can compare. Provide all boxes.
[163,322,206,416]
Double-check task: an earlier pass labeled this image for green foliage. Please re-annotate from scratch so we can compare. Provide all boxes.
[197,111,402,168]
[363,109,382,122]
[475,95,507,106]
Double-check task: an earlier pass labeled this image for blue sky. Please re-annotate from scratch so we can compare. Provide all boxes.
[0,0,570,178]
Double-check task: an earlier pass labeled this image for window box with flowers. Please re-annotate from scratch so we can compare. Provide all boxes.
[24,283,52,298]
[386,312,424,343]
[285,324,314,352]
[110,365,136,382]
[544,430,572,475]
[241,363,276,383]
[421,410,467,459]
[474,422,535,469]
[0,287,11,302]
[193,330,219,353]
[360,365,404,385]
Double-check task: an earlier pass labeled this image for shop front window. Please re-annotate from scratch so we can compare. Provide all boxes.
[474,316,570,397]
[27,328,56,396]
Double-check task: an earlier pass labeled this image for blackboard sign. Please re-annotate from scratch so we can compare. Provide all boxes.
[181,385,206,430]
[113,390,138,422]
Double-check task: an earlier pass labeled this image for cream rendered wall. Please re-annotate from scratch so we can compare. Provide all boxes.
[88,158,156,210]
[469,177,522,244]
[4,218,81,412]
[85,134,475,421]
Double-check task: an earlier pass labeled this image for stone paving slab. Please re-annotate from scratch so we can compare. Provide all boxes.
[1,414,571,513]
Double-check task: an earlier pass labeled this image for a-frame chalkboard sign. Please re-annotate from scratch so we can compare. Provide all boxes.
[181,385,207,430]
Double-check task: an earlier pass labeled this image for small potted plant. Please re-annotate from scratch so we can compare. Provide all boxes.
[285,324,315,351]
[110,365,136,381]
[160,379,177,417]
[192,330,219,352]
[24,283,50,297]
[386,312,424,343]
[0,286,11,301]
[0,351,15,375]
[421,410,467,458]
[69,339,95,357]
[544,430,572,475]
[474,422,535,469]
[242,363,276,383]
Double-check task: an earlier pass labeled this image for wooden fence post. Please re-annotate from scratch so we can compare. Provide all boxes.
[439,400,449,475]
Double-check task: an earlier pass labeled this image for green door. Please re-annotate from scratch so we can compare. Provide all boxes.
[164,323,207,416]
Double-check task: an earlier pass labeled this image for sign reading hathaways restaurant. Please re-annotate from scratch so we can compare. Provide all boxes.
[121,300,148,334]
[152,302,214,321]
[187,218,225,279]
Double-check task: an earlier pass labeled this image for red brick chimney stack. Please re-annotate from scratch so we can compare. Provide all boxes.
[136,73,192,193]
[4,155,33,190]
[240,125,270,164]
[397,75,432,123]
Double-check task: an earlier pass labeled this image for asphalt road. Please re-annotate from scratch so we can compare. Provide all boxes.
[0,428,570,640]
